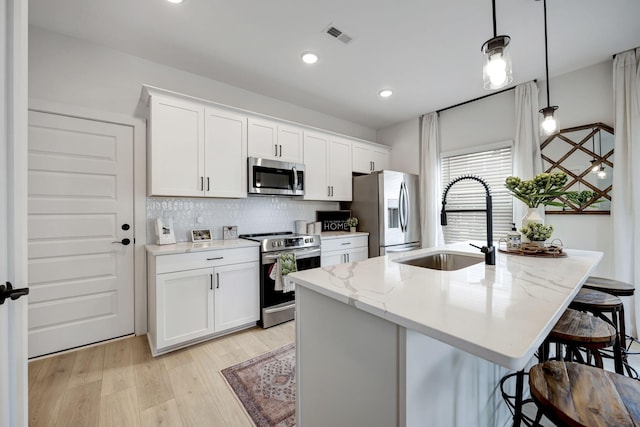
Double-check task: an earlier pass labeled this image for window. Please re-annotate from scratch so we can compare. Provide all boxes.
[440,145,513,244]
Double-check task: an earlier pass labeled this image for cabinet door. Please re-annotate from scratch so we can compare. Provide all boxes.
[347,246,368,263]
[329,137,353,201]
[321,251,346,267]
[370,146,390,172]
[156,268,214,349]
[248,118,278,160]
[352,142,374,174]
[277,124,303,163]
[214,262,259,333]
[303,131,330,200]
[149,96,204,196]
[204,107,247,198]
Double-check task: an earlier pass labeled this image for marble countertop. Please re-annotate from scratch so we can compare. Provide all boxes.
[287,241,603,370]
[146,239,259,255]
[319,231,369,239]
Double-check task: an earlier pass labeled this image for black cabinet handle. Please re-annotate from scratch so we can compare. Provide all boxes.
[207,177,210,191]
[0,282,29,305]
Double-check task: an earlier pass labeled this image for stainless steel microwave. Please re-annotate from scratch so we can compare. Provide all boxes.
[248,157,305,196]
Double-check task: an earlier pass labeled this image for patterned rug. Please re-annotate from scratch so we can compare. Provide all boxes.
[221,343,296,427]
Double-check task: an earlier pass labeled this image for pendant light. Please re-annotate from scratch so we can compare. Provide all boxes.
[590,129,599,173]
[539,0,559,135]
[481,0,512,90]
[596,130,607,179]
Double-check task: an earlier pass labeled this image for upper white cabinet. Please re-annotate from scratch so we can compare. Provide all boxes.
[303,131,352,201]
[352,141,391,174]
[248,118,303,163]
[148,95,204,197]
[145,88,247,198]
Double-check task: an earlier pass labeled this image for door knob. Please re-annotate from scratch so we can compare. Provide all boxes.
[122,224,130,231]
[112,238,131,246]
[0,282,29,305]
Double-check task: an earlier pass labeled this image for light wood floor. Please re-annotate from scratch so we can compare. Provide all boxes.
[28,321,295,427]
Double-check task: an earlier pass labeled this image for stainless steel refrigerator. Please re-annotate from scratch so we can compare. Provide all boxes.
[351,170,421,257]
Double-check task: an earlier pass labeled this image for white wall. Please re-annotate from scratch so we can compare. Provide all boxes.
[28,26,376,141]
[377,60,614,277]
[377,117,420,174]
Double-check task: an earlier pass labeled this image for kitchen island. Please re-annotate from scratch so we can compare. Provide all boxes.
[287,242,602,427]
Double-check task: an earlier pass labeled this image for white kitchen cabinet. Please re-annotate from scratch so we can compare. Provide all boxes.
[145,88,247,198]
[214,261,260,333]
[352,141,391,174]
[155,267,214,349]
[303,131,353,201]
[321,234,368,267]
[148,95,204,197]
[248,117,303,163]
[147,245,259,355]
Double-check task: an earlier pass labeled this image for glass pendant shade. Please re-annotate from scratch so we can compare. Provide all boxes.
[540,106,559,135]
[482,36,513,90]
[597,166,607,179]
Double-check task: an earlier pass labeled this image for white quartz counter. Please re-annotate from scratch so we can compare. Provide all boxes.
[145,239,259,255]
[288,242,602,370]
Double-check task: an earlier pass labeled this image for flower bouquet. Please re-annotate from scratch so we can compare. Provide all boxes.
[505,172,568,208]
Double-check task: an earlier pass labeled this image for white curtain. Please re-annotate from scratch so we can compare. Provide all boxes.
[512,81,543,225]
[612,48,640,337]
[419,112,443,247]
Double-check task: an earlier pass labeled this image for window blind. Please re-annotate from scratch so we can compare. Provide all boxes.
[440,146,513,244]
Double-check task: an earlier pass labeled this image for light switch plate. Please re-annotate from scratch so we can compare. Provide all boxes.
[223,226,238,240]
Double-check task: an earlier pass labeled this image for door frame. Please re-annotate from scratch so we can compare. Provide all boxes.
[28,98,148,336]
[2,0,28,424]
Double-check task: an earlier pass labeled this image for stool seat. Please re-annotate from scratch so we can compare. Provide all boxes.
[529,361,640,427]
[571,287,623,309]
[549,308,616,346]
[583,276,635,297]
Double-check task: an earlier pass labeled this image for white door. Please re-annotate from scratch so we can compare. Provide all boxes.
[2,0,29,424]
[27,111,135,358]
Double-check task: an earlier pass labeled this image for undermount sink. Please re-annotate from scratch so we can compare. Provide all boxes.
[394,252,483,271]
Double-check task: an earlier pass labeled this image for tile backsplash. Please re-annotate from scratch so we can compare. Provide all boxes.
[147,196,339,243]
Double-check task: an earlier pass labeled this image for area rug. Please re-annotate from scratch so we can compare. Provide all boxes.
[221,343,296,427]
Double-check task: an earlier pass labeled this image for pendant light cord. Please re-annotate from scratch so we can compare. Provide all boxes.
[543,0,551,107]
[492,0,497,37]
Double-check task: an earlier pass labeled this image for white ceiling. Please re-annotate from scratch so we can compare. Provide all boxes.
[28,0,640,130]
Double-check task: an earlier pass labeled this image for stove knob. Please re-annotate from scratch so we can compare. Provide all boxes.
[271,241,277,248]
[309,237,314,243]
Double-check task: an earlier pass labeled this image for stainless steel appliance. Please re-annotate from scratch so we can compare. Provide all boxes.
[248,157,305,196]
[240,231,320,328]
[350,170,421,256]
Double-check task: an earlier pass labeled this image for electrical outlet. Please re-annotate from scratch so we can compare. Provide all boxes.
[196,216,203,224]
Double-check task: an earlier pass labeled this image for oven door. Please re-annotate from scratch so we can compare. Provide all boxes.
[260,247,320,327]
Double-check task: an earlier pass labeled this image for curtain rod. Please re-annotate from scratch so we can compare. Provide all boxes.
[612,46,640,59]
[436,80,537,115]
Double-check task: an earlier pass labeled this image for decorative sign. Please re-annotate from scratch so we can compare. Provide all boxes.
[316,210,350,232]
[223,226,238,240]
[156,217,176,245]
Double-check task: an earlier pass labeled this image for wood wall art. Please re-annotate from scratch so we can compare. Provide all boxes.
[541,122,613,214]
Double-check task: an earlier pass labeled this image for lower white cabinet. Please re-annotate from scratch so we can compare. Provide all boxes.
[321,234,369,267]
[214,262,260,332]
[147,245,259,355]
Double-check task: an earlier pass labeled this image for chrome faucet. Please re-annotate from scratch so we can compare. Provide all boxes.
[440,175,495,265]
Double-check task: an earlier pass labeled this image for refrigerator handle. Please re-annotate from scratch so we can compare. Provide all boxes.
[403,181,410,233]
[399,182,405,232]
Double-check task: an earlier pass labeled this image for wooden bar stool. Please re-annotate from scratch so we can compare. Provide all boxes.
[582,276,635,297]
[569,288,626,375]
[529,361,640,427]
[541,308,617,368]
[501,308,618,426]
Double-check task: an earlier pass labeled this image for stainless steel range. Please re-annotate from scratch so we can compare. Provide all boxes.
[240,231,321,328]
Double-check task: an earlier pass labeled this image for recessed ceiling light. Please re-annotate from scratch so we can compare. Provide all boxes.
[166,0,184,4]
[301,52,319,64]
[379,89,393,98]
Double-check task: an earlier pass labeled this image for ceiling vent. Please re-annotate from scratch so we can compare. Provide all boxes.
[324,24,353,45]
